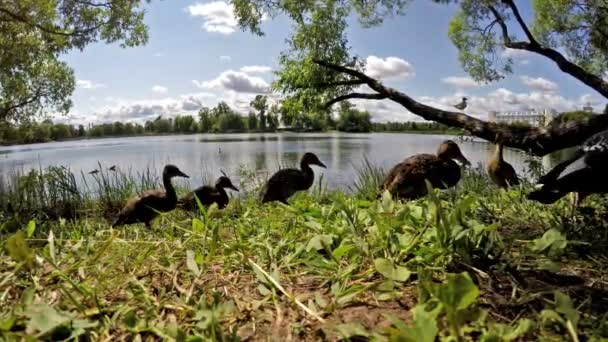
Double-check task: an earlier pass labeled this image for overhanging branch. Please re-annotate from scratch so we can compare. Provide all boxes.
[488,2,608,99]
[313,60,608,156]
[325,93,387,107]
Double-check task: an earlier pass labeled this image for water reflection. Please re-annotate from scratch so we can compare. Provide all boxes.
[0,132,562,190]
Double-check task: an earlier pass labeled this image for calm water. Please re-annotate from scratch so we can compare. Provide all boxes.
[0,133,534,190]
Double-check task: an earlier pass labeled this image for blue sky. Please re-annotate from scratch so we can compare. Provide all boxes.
[60,0,606,125]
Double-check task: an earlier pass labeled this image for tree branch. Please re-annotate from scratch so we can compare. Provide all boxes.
[488,4,608,99]
[314,60,608,156]
[0,89,43,121]
[503,0,539,46]
[0,7,109,37]
[296,79,365,89]
[325,93,387,107]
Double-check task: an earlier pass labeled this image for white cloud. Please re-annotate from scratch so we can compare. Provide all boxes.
[502,48,531,65]
[520,76,558,92]
[77,79,106,89]
[82,92,217,124]
[240,65,272,74]
[441,76,484,88]
[365,56,415,80]
[193,70,270,93]
[220,55,232,62]
[187,1,240,34]
[151,85,169,94]
[348,84,599,123]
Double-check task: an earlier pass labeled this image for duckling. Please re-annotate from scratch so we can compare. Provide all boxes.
[112,164,189,228]
[379,140,470,200]
[528,129,608,206]
[487,142,519,188]
[109,165,116,171]
[180,172,239,210]
[261,152,326,204]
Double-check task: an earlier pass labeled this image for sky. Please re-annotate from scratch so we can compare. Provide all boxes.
[59,0,607,125]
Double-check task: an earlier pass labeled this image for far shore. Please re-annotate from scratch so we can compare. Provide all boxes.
[0,129,465,148]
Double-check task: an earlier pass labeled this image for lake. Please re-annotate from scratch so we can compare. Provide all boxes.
[0,132,538,190]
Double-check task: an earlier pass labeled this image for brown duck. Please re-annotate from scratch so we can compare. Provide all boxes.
[112,164,189,228]
[379,140,470,200]
[487,142,519,188]
[180,172,239,210]
[261,152,326,204]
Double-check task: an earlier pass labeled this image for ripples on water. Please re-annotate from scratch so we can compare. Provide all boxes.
[0,132,554,190]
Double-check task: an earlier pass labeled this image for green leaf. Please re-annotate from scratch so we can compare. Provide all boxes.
[5,231,34,268]
[399,305,439,342]
[186,250,200,276]
[25,304,71,336]
[502,319,534,341]
[374,258,411,282]
[336,322,369,339]
[26,220,36,238]
[435,272,479,312]
[531,229,567,255]
[0,315,16,331]
[332,244,354,260]
[555,291,580,327]
[540,309,565,324]
[122,310,138,328]
[306,234,333,252]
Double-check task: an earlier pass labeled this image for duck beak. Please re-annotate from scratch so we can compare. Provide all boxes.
[229,184,239,192]
[177,170,189,178]
[316,160,327,168]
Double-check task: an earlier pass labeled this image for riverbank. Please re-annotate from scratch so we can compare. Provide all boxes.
[0,129,465,148]
[1,165,607,340]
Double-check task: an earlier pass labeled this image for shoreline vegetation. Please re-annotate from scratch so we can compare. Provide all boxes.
[0,99,468,147]
[1,161,608,340]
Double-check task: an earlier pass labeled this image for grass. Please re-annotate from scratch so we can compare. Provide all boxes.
[1,162,608,341]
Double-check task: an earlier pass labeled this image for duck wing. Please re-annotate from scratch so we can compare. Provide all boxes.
[262,168,306,203]
[381,154,449,199]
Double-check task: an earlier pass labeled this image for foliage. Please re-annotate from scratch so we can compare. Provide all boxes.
[0,0,150,123]
[0,165,608,341]
[553,110,594,124]
[1,162,608,339]
[336,101,372,132]
[372,120,464,134]
[231,0,608,143]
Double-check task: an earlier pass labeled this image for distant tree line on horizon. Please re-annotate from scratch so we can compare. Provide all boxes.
[0,96,605,146]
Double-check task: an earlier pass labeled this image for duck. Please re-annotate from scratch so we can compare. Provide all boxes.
[487,141,519,188]
[112,164,189,228]
[527,129,608,206]
[109,165,116,171]
[453,97,468,111]
[261,152,326,204]
[89,169,99,175]
[179,172,239,210]
[379,140,470,200]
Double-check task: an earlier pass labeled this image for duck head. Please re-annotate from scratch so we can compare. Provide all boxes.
[216,176,239,192]
[301,152,327,168]
[163,164,189,178]
[437,140,470,166]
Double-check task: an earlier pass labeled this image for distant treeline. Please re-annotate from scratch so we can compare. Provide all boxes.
[3,100,599,145]
[371,121,465,134]
[0,99,376,145]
